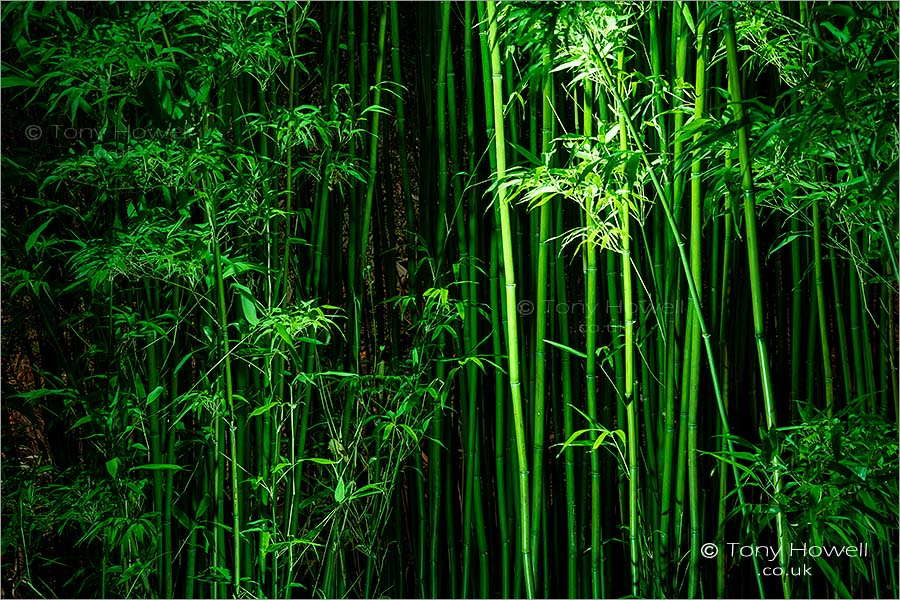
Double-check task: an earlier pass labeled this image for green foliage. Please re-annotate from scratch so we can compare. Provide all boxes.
[2,2,896,599]
[709,400,898,593]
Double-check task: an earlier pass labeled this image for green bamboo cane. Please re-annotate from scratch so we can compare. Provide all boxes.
[591,91,625,558]
[790,214,803,408]
[485,3,535,596]
[718,70,736,349]
[293,6,341,595]
[476,4,512,596]
[658,302,678,593]
[528,42,553,587]
[634,245,661,599]
[857,274,878,413]
[461,3,489,595]
[716,345,730,599]
[158,279,178,599]
[435,1,451,270]
[445,446,460,598]
[649,6,677,587]
[426,5,450,596]
[466,4,490,593]
[252,74,276,596]
[713,29,734,600]
[279,3,300,302]
[849,255,866,404]
[500,26,528,597]
[660,4,691,583]
[790,0,809,418]
[307,5,341,296]
[806,295,819,406]
[829,246,852,407]
[459,77,477,600]
[847,132,890,411]
[473,448,490,598]
[722,8,789,597]
[142,280,165,596]
[552,196,579,598]
[686,6,708,596]
[858,271,877,413]
[709,181,720,343]
[354,2,387,314]
[648,3,667,153]
[812,198,835,416]
[185,470,201,599]
[490,231,511,599]
[669,5,692,570]
[361,0,370,105]
[341,3,361,454]
[882,285,897,416]
[418,5,435,239]
[395,9,427,590]
[580,76,604,600]
[412,451,427,597]
[674,311,692,573]
[606,246,625,502]
[446,15,462,595]
[207,197,241,595]
[613,38,640,598]
[672,2,690,228]
[163,365,177,600]
[390,2,415,293]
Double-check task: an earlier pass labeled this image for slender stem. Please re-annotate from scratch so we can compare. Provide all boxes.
[813,198,835,416]
[723,8,789,597]
[208,197,241,595]
[485,3,535,596]
[529,42,553,588]
[687,5,706,595]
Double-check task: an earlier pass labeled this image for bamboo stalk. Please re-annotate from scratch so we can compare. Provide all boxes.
[207,196,241,595]
[686,5,707,595]
[528,41,553,590]
[613,38,640,599]
[722,8,789,597]
[580,77,604,600]
[485,3,535,596]
[812,198,835,416]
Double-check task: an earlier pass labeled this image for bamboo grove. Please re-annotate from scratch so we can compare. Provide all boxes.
[1,2,897,599]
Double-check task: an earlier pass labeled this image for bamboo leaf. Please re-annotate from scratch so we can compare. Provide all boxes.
[509,141,541,166]
[240,292,259,326]
[768,232,805,259]
[304,457,339,465]
[248,402,278,418]
[173,350,200,375]
[557,428,594,455]
[334,476,346,503]
[591,430,611,450]
[813,555,853,598]
[147,385,165,406]
[25,219,53,252]
[1,75,36,88]
[544,338,588,359]
[131,463,184,471]
[70,415,92,429]
[348,483,385,500]
[261,531,271,557]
